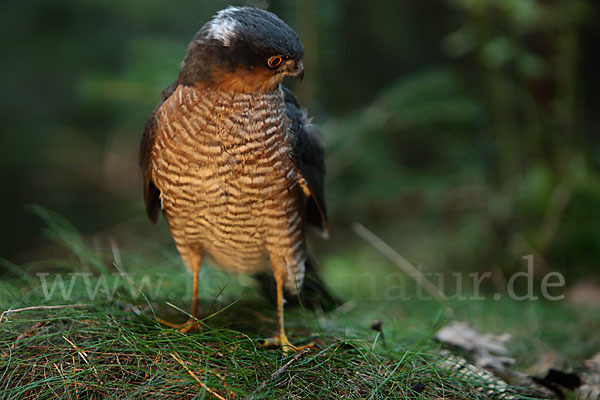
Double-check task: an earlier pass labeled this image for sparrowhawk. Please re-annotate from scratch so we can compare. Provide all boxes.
[140,6,328,352]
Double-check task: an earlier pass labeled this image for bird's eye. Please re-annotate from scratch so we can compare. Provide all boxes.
[267,55,284,69]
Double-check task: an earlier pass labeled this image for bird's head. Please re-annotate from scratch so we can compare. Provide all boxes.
[179,7,304,93]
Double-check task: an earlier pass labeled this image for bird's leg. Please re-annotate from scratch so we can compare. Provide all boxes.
[157,257,202,333]
[259,268,316,353]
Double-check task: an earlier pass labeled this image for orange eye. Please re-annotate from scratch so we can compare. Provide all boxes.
[267,55,283,69]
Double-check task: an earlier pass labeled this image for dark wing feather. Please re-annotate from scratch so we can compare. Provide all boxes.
[140,83,176,223]
[283,86,328,233]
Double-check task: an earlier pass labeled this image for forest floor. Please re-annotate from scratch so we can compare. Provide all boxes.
[1,211,599,399]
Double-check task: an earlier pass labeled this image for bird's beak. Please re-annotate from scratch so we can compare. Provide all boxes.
[286,60,304,82]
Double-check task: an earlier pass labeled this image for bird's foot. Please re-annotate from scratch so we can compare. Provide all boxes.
[258,333,316,354]
[156,316,202,333]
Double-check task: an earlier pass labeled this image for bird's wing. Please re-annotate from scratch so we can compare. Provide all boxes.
[283,86,329,234]
[140,83,176,223]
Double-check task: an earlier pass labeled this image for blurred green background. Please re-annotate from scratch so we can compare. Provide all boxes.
[1,0,599,291]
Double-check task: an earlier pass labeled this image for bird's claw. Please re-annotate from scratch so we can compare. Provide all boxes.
[258,334,316,354]
[156,316,202,333]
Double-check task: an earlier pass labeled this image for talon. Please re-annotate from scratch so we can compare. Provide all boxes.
[156,316,202,333]
[258,334,316,353]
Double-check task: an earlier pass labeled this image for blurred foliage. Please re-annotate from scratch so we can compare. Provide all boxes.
[1,0,599,285]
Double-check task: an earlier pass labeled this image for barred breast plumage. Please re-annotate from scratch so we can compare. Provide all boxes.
[151,84,306,291]
[141,6,330,351]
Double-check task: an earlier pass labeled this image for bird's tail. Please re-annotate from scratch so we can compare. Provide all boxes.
[255,257,340,312]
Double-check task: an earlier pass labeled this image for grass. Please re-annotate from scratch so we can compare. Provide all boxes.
[0,271,503,400]
[1,209,598,399]
[0,289,497,399]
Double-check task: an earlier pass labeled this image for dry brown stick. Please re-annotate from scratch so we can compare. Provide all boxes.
[253,348,311,395]
[44,358,61,399]
[73,355,80,400]
[170,353,228,400]
[352,222,453,316]
[0,304,90,323]
[53,362,72,400]
[63,336,104,386]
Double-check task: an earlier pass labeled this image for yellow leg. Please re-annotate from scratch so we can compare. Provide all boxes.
[259,270,315,353]
[157,258,202,333]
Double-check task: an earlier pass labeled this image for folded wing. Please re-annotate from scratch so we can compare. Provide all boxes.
[140,84,176,223]
[283,86,329,234]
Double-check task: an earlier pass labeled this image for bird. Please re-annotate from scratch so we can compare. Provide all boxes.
[140,6,329,352]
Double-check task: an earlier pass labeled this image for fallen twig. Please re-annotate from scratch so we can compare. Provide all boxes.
[352,222,453,316]
[53,363,72,400]
[253,348,311,395]
[0,304,90,323]
[63,336,104,386]
[170,352,228,400]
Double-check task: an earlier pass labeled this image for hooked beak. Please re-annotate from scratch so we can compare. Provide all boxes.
[286,60,304,82]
